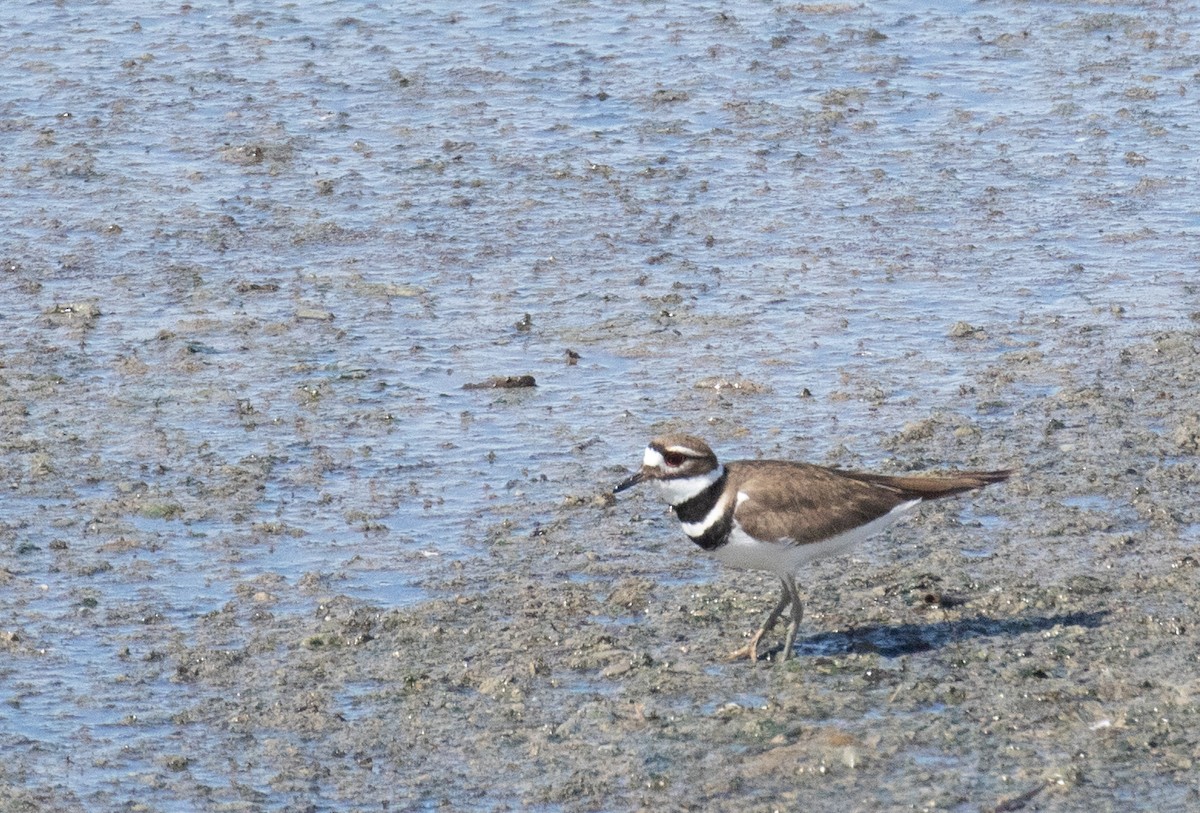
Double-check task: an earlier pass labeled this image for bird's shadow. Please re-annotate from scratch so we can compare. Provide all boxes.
[782,609,1108,659]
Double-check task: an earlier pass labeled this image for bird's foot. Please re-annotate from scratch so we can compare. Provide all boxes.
[725,629,767,663]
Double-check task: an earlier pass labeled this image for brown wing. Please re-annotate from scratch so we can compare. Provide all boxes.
[728,460,1010,545]
[840,468,1012,498]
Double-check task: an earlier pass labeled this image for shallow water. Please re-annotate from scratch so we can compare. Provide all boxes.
[2,0,1199,809]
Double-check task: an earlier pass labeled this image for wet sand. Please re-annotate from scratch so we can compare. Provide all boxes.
[2,1,1199,810]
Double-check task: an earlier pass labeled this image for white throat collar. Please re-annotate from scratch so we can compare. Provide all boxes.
[655,463,725,506]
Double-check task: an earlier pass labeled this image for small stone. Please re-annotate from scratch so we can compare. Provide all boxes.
[1171,415,1200,453]
[601,660,633,678]
[948,321,986,339]
[694,376,770,393]
[44,301,101,327]
[463,375,536,390]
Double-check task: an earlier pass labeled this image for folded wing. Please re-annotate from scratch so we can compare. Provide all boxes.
[730,461,1010,546]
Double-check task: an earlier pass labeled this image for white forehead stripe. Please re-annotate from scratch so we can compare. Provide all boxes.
[643,447,665,468]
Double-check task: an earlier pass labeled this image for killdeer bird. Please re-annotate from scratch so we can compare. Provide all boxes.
[614,434,1010,662]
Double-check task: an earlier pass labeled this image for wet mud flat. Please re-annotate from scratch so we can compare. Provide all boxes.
[3,0,1200,810]
[5,324,1199,812]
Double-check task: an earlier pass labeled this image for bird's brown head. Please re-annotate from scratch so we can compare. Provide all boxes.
[614,435,722,503]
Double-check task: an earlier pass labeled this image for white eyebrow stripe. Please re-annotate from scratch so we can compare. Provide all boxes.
[643,447,665,468]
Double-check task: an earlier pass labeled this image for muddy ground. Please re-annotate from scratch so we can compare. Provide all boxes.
[7,324,1199,812]
[2,1,1200,811]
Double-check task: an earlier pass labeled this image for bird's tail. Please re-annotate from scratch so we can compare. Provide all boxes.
[844,469,1012,500]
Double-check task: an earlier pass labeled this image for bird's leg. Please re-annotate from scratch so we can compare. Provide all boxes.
[726,578,791,662]
[779,575,805,661]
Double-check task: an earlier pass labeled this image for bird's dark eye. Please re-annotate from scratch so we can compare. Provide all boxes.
[663,451,686,468]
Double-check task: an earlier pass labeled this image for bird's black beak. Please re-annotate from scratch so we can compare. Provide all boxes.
[613,468,647,494]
